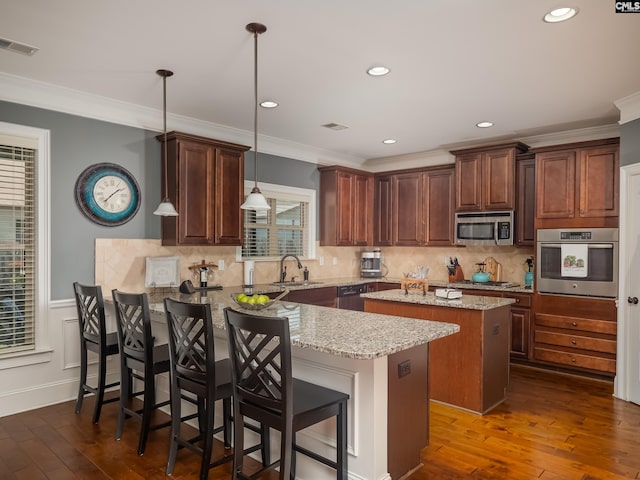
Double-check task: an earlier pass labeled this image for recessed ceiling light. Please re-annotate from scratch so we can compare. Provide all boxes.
[260,100,278,108]
[476,121,494,128]
[367,66,390,77]
[382,139,397,144]
[543,7,578,23]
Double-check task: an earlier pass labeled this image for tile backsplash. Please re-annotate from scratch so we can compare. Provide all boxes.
[95,238,534,294]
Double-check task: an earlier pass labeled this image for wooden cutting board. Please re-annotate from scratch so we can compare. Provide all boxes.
[484,256,502,282]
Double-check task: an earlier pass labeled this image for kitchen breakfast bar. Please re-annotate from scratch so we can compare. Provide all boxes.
[131,287,459,480]
[130,284,514,479]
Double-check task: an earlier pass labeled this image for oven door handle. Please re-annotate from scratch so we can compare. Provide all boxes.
[539,243,613,249]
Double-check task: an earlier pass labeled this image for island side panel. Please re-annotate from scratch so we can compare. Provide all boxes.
[365,298,510,414]
[387,343,429,480]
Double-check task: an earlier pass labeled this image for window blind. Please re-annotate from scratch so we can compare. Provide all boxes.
[242,196,308,260]
[0,144,36,354]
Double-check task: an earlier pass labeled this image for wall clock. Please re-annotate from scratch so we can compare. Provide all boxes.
[74,163,141,226]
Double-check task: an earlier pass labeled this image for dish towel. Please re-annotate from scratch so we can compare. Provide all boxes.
[561,244,588,277]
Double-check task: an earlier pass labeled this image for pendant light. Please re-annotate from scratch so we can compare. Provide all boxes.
[240,22,271,211]
[153,69,179,216]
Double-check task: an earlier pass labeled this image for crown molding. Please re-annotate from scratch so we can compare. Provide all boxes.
[519,124,619,149]
[615,91,640,124]
[0,72,365,167]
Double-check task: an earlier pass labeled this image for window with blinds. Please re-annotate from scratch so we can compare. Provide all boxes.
[0,143,36,354]
[242,197,308,259]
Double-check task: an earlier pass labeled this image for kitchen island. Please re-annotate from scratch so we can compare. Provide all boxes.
[362,290,515,415]
[130,288,460,480]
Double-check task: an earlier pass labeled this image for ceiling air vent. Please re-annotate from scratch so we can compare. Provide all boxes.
[0,37,39,56]
[322,123,349,131]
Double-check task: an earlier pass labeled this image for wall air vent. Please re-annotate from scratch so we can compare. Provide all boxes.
[322,123,349,131]
[0,37,39,56]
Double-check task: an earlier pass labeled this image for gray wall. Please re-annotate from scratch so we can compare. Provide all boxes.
[0,101,320,299]
[621,117,640,166]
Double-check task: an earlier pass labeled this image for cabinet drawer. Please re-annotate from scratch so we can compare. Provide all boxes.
[535,313,616,335]
[535,330,616,354]
[503,292,531,308]
[534,347,615,374]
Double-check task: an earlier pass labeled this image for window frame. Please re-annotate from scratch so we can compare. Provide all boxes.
[0,122,51,366]
[236,180,316,262]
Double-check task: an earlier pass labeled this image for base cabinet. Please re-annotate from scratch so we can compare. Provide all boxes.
[533,293,617,377]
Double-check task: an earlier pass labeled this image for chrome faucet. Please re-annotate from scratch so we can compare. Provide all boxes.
[279,254,303,283]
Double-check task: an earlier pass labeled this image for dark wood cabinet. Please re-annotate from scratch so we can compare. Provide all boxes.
[374,166,454,246]
[452,142,528,212]
[319,166,373,246]
[158,131,248,246]
[534,138,619,229]
[533,293,617,377]
[516,153,535,246]
[392,172,423,246]
[423,167,455,245]
[283,286,337,308]
[373,175,393,246]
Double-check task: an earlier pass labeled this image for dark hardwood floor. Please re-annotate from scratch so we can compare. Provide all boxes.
[1,365,639,479]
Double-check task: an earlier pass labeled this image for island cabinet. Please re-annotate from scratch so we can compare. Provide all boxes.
[533,293,617,378]
[364,292,513,415]
[451,288,532,361]
[452,142,529,212]
[319,166,373,246]
[533,138,619,229]
[158,131,249,246]
[374,166,455,246]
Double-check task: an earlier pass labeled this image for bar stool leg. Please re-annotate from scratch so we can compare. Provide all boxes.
[75,345,88,414]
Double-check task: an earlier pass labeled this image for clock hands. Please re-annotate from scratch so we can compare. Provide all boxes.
[103,187,123,205]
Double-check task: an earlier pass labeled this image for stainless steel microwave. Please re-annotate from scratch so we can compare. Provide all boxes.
[454,211,514,246]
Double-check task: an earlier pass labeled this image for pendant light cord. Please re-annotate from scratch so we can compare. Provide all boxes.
[253,28,259,190]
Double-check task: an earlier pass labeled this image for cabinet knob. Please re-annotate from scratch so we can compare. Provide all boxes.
[515,298,520,303]
[571,340,577,345]
[628,296,639,305]
[571,322,577,327]
[571,357,576,363]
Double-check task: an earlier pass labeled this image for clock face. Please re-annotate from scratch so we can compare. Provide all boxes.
[75,163,141,226]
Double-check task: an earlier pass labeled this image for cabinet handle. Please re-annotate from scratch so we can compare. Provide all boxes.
[628,296,639,305]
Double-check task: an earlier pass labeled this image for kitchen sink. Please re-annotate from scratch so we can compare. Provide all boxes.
[271,281,324,287]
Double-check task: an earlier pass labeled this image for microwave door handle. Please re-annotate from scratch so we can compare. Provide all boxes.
[494,222,499,245]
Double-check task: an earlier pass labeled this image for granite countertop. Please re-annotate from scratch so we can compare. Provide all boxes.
[361,290,516,310]
[245,277,533,295]
[143,287,460,361]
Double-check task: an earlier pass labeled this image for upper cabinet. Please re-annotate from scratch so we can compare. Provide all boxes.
[516,152,536,246]
[158,131,249,246]
[452,142,529,212]
[374,166,455,246]
[534,138,619,229]
[319,166,373,246]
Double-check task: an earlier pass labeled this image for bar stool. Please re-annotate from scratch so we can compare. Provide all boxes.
[73,282,120,424]
[112,290,172,455]
[164,299,269,480]
[224,307,349,480]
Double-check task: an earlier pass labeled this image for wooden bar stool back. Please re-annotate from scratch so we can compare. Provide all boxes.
[224,307,349,480]
[73,282,120,424]
[112,290,172,455]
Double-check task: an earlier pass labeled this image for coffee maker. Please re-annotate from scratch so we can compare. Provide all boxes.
[361,248,382,278]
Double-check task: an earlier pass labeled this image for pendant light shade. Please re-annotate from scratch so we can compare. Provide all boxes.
[153,69,179,217]
[241,22,271,211]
